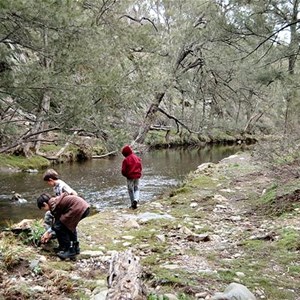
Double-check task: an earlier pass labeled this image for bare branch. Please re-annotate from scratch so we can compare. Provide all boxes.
[119,15,158,32]
[0,127,60,153]
[156,107,199,134]
[243,19,300,59]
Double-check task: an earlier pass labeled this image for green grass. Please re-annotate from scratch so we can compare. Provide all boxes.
[39,144,62,152]
[187,175,218,189]
[0,154,50,170]
[277,228,300,251]
[150,267,198,287]
[215,228,300,300]
[259,184,278,203]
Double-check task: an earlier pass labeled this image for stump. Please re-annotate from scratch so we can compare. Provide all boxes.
[106,250,147,300]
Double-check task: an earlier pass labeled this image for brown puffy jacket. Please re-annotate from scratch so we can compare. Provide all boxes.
[49,193,89,232]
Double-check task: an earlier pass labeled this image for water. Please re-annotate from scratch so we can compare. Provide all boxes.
[0,144,247,228]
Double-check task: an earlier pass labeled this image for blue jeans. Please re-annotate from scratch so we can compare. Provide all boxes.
[127,178,140,206]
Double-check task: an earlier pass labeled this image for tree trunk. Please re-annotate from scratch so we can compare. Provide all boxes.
[284,0,299,133]
[133,92,165,144]
[23,91,51,156]
[23,27,51,156]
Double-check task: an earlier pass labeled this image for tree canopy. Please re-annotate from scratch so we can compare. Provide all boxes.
[0,0,299,155]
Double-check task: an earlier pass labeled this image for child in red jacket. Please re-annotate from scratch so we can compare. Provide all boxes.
[121,145,142,209]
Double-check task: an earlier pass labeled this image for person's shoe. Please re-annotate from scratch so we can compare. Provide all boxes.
[131,200,138,209]
[73,241,80,254]
[57,247,76,260]
[53,245,65,253]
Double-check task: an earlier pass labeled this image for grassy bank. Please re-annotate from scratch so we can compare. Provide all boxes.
[0,130,258,173]
[0,154,50,172]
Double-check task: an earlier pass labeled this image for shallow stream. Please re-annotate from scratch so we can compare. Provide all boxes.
[0,144,248,228]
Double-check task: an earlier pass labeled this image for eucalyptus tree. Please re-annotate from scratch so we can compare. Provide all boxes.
[107,0,273,142]
[1,0,297,155]
[125,0,300,139]
[0,0,133,154]
[0,0,92,154]
[85,0,225,143]
[76,0,179,144]
[216,0,300,133]
[0,0,168,153]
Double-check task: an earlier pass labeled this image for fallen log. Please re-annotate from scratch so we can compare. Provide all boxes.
[106,250,147,300]
[92,150,118,159]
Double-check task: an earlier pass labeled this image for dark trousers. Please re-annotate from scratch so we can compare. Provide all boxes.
[53,208,90,250]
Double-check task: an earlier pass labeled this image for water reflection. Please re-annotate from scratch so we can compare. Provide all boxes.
[0,144,249,227]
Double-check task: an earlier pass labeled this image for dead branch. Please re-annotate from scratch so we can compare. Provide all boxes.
[119,15,158,32]
[149,125,171,131]
[243,112,264,133]
[0,127,60,154]
[156,107,199,134]
[92,150,118,159]
[132,92,166,145]
[35,131,79,160]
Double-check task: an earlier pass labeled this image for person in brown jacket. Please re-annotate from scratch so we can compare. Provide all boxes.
[37,192,90,260]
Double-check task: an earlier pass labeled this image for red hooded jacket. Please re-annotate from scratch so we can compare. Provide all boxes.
[121,145,142,179]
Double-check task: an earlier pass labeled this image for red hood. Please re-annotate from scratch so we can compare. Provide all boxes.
[122,145,133,157]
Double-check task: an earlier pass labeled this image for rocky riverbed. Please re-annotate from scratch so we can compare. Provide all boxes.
[1,151,300,300]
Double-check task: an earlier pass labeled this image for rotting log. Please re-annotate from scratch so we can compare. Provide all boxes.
[106,250,147,300]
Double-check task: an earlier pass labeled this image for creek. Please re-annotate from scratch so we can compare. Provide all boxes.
[0,144,250,228]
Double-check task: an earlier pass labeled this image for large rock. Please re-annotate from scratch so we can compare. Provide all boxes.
[10,219,36,233]
[211,283,256,300]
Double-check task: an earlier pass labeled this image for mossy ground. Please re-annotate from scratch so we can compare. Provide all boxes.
[145,130,256,148]
[0,138,109,173]
[0,154,50,171]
